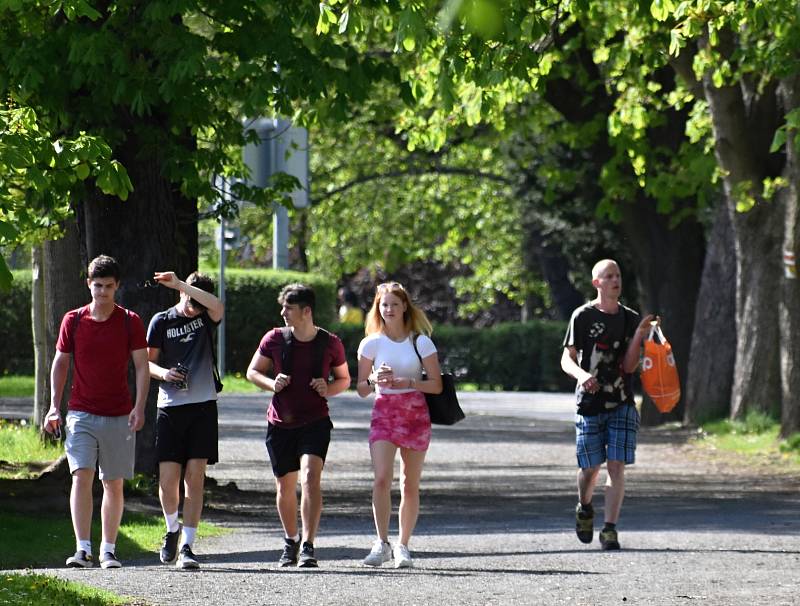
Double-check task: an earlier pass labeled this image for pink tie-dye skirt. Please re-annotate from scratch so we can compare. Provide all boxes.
[369,391,431,451]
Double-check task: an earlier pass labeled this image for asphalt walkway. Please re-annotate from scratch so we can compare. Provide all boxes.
[10,391,800,605]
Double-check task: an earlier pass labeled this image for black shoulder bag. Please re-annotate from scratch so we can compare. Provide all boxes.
[412,334,465,425]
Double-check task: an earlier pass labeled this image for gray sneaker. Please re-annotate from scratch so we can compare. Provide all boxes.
[363,540,392,567]
[100,552,122,569]
[278,538,300,567]
[176,545,200,570]
[66,550,93,568]
[297,542,318,568]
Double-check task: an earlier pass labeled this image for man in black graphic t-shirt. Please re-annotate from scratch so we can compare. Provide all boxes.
[561,259,653,552]
[147,271,224,570]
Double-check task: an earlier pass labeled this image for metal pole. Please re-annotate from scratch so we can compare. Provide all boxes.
[273,203,289,269]
[218,215,226,378]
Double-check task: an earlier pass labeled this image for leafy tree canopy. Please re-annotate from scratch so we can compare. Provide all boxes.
[0,101,131,288]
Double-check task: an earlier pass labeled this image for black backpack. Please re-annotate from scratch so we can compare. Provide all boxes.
[279,326,330,378]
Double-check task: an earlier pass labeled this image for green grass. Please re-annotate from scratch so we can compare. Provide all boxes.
[0,374,35,397]
[698,411,800,467]
[220,372,260,393]
[1,572,130,606]
[0,420,63,478]
[0,373,261,397]
[0,509,226,570]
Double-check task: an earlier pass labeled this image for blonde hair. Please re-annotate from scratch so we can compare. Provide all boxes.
[365,282,433,337]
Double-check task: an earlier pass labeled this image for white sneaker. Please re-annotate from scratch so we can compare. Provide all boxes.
[363,539,392,567]
[393,544,413,569]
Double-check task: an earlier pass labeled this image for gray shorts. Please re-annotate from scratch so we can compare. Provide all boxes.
[65,411,136,480]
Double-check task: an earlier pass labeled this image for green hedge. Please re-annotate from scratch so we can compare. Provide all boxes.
[221,268,336,373]
[1,270,33,375]
[330,320,573,392]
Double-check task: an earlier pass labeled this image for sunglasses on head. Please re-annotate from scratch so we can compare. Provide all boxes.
[377,281,404,292]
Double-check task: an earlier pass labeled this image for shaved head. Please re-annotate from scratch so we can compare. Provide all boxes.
[592,259,619,280]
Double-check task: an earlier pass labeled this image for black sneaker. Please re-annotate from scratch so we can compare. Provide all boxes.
[176,544,200,569]
[100,552,122,569]
[297,542,318,568]
[160,526,182,564]
[66,550,94,568]
[599,528,621,551]
[575,503,594,544]
[278,538,300,567]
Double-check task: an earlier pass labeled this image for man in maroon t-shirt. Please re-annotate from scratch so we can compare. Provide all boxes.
[43,255,149,570]
[246,283,350,568]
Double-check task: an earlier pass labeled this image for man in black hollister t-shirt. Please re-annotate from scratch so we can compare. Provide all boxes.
[561,259,654,552]
[147,271,224,570]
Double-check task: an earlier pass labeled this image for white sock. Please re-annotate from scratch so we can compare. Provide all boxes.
[287,533,300,543]
[181,526,197,548]
[164,510,180,533]
[100,541,115,556]
[77,540,92,555]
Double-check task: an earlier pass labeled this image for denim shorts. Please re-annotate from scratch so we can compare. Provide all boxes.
[65,411,135,480]
[575,404,640,469]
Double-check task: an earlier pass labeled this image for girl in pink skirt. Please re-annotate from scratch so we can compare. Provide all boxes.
[356,282,443,569]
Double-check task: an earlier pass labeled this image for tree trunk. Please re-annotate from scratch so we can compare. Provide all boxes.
[74,136,198,474]
[683,200,736,424]
[729,203,784,418]
[618,196,705,425]
[32,245,46,425]
[702,74,784,420]
[36,219,86,429]
[779,77,800,436]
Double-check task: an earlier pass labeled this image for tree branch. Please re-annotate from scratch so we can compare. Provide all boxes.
[312,166,515,204]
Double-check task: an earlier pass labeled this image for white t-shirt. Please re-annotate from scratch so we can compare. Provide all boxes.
[357,333,437,394]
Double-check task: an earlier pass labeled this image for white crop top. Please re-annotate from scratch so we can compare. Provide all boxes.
[357,333,437,394]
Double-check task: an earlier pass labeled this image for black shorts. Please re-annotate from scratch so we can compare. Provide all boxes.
[265,416,333,478]
[156,401,219,465]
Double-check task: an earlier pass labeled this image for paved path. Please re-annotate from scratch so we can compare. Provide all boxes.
[18,392,800,605]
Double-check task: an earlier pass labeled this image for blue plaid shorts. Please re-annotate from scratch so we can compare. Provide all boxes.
[575,404,640,469]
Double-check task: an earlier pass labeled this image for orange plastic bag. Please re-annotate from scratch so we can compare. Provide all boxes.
[641,324,681,413]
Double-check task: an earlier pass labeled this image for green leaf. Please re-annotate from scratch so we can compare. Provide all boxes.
[338,7,349,34]
[75,162,90,180]
[650,0,675,22]
[316,4,330,34]
[0,219,19,241]
[770,126,786,154]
